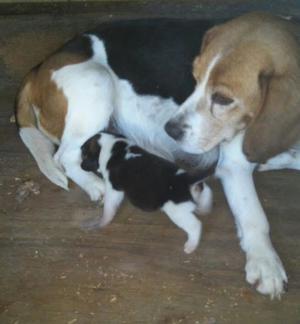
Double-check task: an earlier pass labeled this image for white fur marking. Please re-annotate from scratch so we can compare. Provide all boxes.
[125,147,142,160]
[114,80,180,161]
[87,34,108,65]
[180,53,222,114]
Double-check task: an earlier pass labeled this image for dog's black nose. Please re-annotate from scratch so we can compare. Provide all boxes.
[164,120,184,140]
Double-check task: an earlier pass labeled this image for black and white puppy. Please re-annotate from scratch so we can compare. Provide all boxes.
[81,132,213,254]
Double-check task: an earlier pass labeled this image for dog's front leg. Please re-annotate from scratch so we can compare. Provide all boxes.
[216,132,287,299]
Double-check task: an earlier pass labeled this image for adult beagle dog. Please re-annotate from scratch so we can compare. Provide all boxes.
[15,12,300,298]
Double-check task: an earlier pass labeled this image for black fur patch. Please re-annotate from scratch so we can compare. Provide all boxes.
[106,136,210,211]
[81,134,101,172]
[90,19,219,104]
[60,34,93,58]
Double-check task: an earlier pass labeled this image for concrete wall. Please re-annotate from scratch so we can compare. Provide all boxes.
[0,0,299,92]
[0,0,121,2]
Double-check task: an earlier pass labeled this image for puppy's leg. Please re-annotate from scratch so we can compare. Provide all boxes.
[162,201,202,254]
[190,182,213,215]
[258,149,300,171]
[99,187,124,228]
[81,187,124,230]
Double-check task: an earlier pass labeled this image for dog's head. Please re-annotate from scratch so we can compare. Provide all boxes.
[165,12,300,162]
[81,134,101,172]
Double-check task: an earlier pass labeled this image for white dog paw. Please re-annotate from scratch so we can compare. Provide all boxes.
[257,163,271,172]
[257,163,280,172]
[245,253,288,299]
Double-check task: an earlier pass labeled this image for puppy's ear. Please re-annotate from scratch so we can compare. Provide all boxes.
[243,70,300,163]
[81,134,101,172]
[81,156,99,172]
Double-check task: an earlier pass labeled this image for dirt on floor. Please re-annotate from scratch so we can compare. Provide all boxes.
[0,4,300,324]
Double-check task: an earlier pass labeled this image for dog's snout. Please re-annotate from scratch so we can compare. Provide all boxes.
[165,120,184,140]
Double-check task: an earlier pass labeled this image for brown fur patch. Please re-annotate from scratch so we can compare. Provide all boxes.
[16,74,36,128]
[16,48,90,141]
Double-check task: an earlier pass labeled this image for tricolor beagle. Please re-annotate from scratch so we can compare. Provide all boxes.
[80,132,213,254]
[15,12,300,298]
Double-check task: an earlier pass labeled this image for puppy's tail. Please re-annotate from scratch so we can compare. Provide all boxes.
[15,73,68,190]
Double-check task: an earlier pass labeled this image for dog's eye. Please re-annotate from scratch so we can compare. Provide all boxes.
[212,92,233,106]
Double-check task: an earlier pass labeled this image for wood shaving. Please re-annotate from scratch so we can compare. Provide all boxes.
[15,180,40,203]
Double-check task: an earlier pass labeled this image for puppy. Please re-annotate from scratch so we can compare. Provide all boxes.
[81,132,213,254]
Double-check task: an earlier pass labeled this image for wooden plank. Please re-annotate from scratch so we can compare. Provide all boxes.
[1,9,300,324]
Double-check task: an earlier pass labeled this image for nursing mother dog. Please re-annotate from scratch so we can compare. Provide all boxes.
[15,12,300,298]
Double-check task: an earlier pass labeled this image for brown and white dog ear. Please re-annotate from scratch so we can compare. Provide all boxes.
[243,71,300,163]
[193,26,221,79]
[200,25,221,53]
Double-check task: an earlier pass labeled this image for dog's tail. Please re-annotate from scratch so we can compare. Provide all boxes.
[15,73,68,190]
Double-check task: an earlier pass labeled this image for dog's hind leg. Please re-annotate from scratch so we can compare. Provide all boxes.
[162,201,202,254]
[52,61,115,200]
[16,74,69,190]
[19,127,68,190]
[258,149,300,171]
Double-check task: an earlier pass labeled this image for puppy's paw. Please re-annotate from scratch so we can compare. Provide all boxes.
[97,217,112,229]
[246,252,288,299]
[197,183,213,215]
[184,240,198,254]
[81,216,102,230]
[86,182,105,202]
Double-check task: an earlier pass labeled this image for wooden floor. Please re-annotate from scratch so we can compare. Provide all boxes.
[1,5,300,324]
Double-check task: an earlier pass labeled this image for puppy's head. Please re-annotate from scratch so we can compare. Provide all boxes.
[165,12,300,161]
[81,134,101,172]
